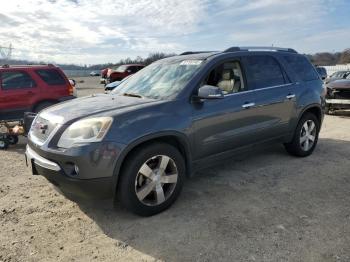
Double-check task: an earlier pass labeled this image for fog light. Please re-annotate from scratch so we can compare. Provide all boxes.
[74,165,79,175]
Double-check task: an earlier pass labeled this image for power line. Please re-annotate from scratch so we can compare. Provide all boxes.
[0,43,13,59]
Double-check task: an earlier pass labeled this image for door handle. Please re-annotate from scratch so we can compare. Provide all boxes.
[242,102,255,109]
[286,94,295,99]
[27,91,34,95]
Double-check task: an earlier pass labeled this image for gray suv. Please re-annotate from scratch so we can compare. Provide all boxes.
[25,47,325,216]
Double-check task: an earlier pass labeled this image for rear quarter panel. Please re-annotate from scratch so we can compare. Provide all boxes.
[277,55,325,132]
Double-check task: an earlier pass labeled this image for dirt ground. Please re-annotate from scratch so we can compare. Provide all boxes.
[1,77,350,261]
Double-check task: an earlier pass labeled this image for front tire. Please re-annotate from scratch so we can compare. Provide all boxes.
[117,143,185,216]
[284,112,320,157]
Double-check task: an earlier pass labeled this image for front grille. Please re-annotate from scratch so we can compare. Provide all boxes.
[327,89,350,100]
[30,116,57,144]
[334,90,350,100]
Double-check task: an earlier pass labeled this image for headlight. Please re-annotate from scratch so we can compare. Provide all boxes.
[57,117,113,148]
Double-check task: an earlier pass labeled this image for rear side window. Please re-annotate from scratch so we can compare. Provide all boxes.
[36,69,66,85]
[243,55,286,90]
[0,71,36,90]
[128,66,139,73]
[283,55,319,81]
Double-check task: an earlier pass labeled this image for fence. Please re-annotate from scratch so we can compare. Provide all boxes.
[323,64,350,76]
[62,69,92,77]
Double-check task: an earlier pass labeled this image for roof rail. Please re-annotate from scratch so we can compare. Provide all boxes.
[180,51,217,55]
[0,64,56,68]
[224,46,298,53]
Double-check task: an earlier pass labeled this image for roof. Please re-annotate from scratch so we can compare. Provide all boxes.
[159,46,299,64]
[1,64,57,69]
[119,64,144,67]
[156,52,219,63]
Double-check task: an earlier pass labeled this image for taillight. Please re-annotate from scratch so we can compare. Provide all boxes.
[68,85,74,96]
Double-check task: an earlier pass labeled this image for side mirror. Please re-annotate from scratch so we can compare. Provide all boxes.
[126,69,132,73]
[69,79,76,87]
[196,85,224,100]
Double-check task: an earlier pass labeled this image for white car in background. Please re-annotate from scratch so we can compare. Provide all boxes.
[90,71,100,76]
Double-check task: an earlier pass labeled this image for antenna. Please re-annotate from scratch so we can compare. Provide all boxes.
[0,43,13,60]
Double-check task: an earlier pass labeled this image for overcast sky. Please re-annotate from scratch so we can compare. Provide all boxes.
[0,0,349,64]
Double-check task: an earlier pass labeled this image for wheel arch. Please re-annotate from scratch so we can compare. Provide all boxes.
[112,131,193,194]
[298,104,323,124]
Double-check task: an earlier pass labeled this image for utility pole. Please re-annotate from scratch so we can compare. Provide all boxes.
[0,43,13,60]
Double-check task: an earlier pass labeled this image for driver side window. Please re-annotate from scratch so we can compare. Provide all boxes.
[202,61,245,95]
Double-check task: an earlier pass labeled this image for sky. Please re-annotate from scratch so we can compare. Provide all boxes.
[0,0,349,64]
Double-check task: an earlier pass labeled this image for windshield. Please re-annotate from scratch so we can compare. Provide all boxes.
[112,60,203,99]
[332,71,345,78]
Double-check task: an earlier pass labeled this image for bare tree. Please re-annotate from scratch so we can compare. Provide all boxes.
[339,49,350,64]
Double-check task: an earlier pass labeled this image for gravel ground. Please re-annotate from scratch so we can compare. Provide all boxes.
[1,77,350,261]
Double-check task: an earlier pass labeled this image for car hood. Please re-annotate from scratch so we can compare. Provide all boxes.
[39,94,157,124]
[328,79,350,90]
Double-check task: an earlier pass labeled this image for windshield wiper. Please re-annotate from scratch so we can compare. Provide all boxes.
[123,92,143,98]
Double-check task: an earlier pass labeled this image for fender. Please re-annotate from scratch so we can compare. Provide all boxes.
[297,103,323,124]
[111,130,193,194]
[285,103,323,143]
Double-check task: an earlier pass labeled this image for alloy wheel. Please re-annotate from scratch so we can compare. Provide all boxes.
[300,120,317,151]
[135,155,178,206]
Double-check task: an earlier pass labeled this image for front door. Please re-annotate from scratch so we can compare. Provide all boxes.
[0,70,38,119]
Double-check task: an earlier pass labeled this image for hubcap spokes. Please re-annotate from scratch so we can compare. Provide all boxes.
[135,155,178,206]
[300,120,316,151]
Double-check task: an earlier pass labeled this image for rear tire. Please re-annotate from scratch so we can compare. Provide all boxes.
[117,143,185,216]
[284,112,320,157]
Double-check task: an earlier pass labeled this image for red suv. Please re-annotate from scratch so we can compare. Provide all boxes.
[0,64,76,120]
[107,64,144,83]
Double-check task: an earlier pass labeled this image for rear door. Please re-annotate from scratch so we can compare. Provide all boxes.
[0,69,39,119]
[240,54,297,138]
[34,68,70,99]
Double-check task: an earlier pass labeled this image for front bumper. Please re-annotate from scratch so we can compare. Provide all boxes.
[325,99,350,105]
[25,142,124,198]
[325,98,350,110]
